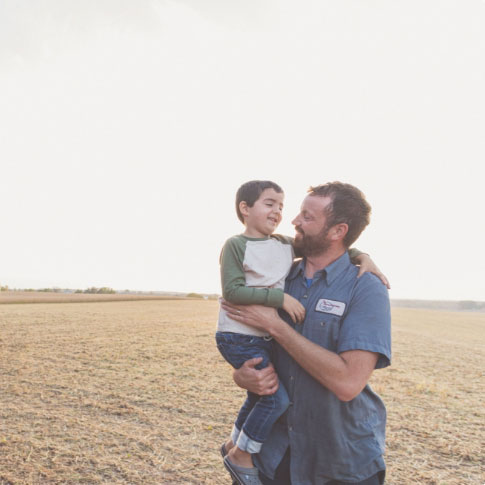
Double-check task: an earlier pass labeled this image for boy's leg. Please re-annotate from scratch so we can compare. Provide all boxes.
[236,380,289,453]
[232,391,260,445]
[216,332,280,475]
[217,335,289,454]
[216,332,268,447]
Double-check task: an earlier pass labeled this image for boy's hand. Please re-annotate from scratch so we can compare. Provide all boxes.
[355,254,391,289]
[282,293,306,324]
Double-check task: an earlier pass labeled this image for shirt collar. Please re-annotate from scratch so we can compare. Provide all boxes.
[287,251,351,286]
[324,251,351,285]
[287,259,305,280]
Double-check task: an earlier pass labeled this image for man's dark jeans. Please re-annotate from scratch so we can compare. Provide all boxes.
[259,448,386,484]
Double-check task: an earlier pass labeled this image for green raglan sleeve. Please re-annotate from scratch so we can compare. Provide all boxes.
[220,237,284,308]
[348,247,366,262]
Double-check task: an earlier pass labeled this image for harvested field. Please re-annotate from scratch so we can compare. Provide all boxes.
[0,300,483,484]
[0,291,189,305]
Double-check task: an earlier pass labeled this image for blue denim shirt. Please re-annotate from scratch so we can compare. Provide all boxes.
[255,252,391,484]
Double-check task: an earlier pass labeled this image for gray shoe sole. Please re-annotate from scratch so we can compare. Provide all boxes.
[220,443,228,458]
[220,444,237,485]
[223,456,262,485]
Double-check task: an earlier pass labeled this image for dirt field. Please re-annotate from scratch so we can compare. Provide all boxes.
[0,299,483,484]
[0,291,188,305]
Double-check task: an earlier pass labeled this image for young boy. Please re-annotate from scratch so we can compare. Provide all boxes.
[216,180,372,485]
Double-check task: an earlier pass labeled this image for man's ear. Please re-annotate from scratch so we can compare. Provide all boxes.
[239,201,249,218]
[330,223,348,242]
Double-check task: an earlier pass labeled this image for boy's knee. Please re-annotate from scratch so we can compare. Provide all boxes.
[273,387,290,413]
[254,355,271,370]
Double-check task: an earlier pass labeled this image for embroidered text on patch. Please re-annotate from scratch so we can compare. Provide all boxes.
[315,299,346,316]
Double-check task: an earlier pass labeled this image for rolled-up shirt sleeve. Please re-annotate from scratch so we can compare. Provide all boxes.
[337,274,391,369]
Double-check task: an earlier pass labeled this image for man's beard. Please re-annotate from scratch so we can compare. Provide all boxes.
[294,225,332,257]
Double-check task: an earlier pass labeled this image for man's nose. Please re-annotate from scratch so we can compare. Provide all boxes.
[292,215,300,226]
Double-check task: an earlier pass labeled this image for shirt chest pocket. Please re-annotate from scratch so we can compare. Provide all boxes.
[305,313,342,352]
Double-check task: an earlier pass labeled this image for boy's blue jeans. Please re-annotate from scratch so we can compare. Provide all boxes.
[216,331,290,454]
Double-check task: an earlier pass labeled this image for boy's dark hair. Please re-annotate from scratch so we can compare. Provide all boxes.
[236,180,284,223]
[308,182,371,247]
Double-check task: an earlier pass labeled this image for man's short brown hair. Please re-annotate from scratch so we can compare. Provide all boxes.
[308,182,371,247]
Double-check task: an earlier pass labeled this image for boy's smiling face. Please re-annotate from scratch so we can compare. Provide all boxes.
[240,188,285,238]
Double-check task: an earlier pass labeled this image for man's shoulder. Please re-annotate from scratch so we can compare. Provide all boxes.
[331,261,388,302]
[340,261,384,288]
[347,269,390,309]
[354,270,388,291]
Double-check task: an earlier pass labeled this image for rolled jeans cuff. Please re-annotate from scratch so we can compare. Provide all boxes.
[230,424,240,444]
[236,429,263,454]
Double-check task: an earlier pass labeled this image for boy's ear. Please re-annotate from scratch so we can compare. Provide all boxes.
[239,201,250,219]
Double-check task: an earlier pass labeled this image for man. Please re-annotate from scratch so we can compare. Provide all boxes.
[222,182,391,485]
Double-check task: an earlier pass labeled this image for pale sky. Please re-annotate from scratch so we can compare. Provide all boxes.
[1,0,484,300]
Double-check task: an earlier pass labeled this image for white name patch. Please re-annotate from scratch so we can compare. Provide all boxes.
[315,299,346,316]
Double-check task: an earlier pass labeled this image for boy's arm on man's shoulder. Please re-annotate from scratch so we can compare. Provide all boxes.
[348,247,365,261]
[350,250,390,288]
[221,237,284,308]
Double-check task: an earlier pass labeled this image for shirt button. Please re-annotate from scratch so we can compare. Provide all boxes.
[289,426,293,431]
[290,376,294,381]
[303,294,308,299]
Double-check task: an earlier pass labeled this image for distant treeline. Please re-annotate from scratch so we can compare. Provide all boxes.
[0,285,219,300]
[1,286,116,294]
[75,287,116,294]
[391,299,485,312]
[187,292,219,300]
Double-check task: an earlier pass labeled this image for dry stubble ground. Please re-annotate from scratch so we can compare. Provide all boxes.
[0,298,484,484]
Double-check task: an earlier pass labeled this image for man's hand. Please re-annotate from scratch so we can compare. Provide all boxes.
[233,357,279,395]
[220,300,283,335]
[355,253,391,289]
[282,293,305,324]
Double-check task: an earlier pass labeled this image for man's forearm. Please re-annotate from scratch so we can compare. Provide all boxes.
[221,301,378,400]
[269,316,377,402]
